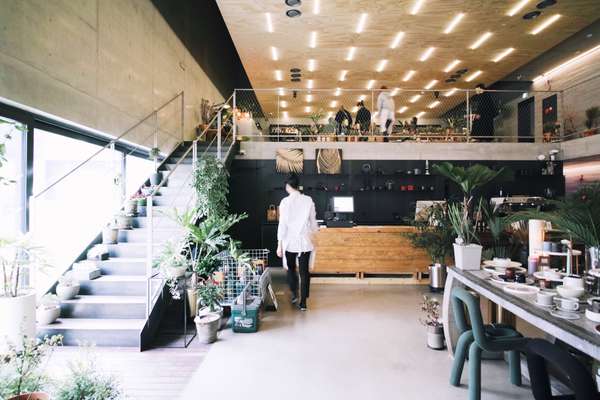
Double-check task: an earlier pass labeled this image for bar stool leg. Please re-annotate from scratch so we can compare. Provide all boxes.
[468,342,482,400]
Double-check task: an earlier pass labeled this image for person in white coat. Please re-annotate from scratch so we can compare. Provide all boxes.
[377,86,395,140]
[276,174,319,310]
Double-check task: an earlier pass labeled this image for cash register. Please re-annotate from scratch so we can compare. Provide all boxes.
[325,196,354,228]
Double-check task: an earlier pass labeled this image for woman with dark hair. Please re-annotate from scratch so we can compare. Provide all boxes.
[276,174,319,311]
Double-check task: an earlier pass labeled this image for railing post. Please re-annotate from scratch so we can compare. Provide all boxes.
[181,92,185,143]
[232,90,237,143]
[217,109,222,160]
[466,90,471,142]
[192,140,197,166]
[146,195,153,318]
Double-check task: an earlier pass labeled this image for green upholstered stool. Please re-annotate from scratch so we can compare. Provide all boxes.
[450,287,527,400]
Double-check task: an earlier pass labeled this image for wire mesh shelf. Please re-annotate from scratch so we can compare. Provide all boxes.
[216,249,269,305]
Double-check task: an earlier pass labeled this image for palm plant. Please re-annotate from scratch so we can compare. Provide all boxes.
[405,203,454,265]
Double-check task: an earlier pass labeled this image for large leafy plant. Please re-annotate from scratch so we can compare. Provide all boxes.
[193,155,230,218]
[0,117,26,186]
[405,204,454,265]
[196,281,223,313]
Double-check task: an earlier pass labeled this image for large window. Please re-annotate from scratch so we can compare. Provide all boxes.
[126,154,154,197]
[0,117,26,237]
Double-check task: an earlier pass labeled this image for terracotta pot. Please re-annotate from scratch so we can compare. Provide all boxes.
[8,393,50,400]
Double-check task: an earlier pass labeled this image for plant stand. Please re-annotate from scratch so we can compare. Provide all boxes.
[153,277,196,348]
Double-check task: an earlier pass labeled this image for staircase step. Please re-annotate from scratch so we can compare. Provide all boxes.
[97,258,146,276]
[150,196,194,207]
[105,243,163,258]
[79,275,146,296]
[132,216,180,229]
[60,295,146,319]
[117,227,186,243]
[37,318,145,347]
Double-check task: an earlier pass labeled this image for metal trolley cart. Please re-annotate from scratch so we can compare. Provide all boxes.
[216,249,271,306]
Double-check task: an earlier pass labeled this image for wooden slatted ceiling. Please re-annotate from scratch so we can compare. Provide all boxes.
[216,0,600,117]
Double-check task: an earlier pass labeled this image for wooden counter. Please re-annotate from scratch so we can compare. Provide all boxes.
[312,225,430,277]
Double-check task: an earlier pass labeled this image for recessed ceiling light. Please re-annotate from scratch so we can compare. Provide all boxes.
[290,73,301,78]
[443,59,461,72]
[390,32,405,49]
[305,106,312,113]
[306,94,313,102]
[424,79,438,90]
[444,13,465,34]
[339,70,348,81]
[309,31,317,48]
[410,0,425,15]
[523,11,541,20]
[376,59,388,72]
[493,48,515,62]
[428,101,440,109]
[409,94,421,103]
[271,46,279,61]
[445,78,457,83]
[444,88,458,97]
[398,106,408,113]
[286,9,302,18]
[334,87,342,96]
[313,0,320,14]
[507,0,531,17]
[285,0,301,6]
[280,100,288,107]
[469,32,492,49]
[275,70,283,81]
[330,100,337,108]
[307,59,316,71]
[533,44,600,82]
[356,13,368,33]
[420,47,435,61]
[416,111,425,118]
[456,68,468,74]
[307,79,314,89]
[465,70,483,82]
[450,74,461,79]
[290,68,301,73]
[278,88,285,96]
[291,78,301,82]
[403,70,416,81]
[346,47,357,61]
[366,80,375,89]
[536,0,557,9]
[391,88,400,96]
[265,13,274,33]
[531,14,561,35]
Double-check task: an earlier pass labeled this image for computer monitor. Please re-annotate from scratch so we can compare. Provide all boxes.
[332,196,354,213]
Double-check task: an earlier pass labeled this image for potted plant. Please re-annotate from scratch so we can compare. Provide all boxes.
[0,236,49,350]
[194,281,224,344]
[420,295,444,350]
[114,211,133,230]
[136,194,147,217]
[36,294,61,325]
[149,147,162,186]
[0,335,62,400]
[102,222,119,244]
[124,196,138,215]
[433,162,510,270]
[56,271,80,301]
[155,240,189,279]
[55,349,123,400]
[584,106,599,137]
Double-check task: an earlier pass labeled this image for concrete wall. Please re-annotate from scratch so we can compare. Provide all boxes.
[0,0,224,150]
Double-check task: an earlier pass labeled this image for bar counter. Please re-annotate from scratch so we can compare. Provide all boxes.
[312,225,430,278]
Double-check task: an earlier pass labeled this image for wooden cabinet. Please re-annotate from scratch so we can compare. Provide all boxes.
[312,225,430,276]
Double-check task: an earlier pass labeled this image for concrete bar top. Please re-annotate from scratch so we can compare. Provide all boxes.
[442,267,600,360]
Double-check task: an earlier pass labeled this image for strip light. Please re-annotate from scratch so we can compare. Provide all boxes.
[275,70,283,81]
[465,70,483,82]
[280,101,288,108]
[410,0,425,15]
[366,80,375,89]
[416,111,425,118]
[493,48,515,63]
[409,94,421,103]
[444,59,461,73]
[278,88,285,96]
[420,47,435,61]
[313,0,320,14]
[306,94,313,102]
[358,94,366,101]
[270,46,279,61]
[390,32,405,49]
[391,88,400,96]
[376,59,388,72]
[339,70,348,81]
[330,100,337,108]
[308,59,316,71]
[282,111,289,119]
[346,47,356,61]
[533,44,600,82]
[424,79,438,89]
[309,31,318,48]
[307,79,314,89]
[265,13,274,33]
[507,0,531,17]
[334,87,342,96]
[531,14,561,35]
[402,70,416,81]
[305,106,312,113]
[428,101,440,109]
[398,106,408,113]
[444,88,458,97]
[444,13,465,34]
[356,13,368,33]
[469,32,492,49]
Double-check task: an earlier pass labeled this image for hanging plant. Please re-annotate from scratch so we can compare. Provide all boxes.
[192,155,230,218]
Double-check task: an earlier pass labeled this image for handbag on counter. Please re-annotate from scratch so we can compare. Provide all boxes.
[266,204,279,222]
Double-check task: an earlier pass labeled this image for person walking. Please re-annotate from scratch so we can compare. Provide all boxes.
[276,174,319,311]
[334,105,352,136]
[355,100,371,137]
[377,86,395,140]
[471,83,498,142]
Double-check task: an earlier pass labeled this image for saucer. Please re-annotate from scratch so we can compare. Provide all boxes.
[550,309,581,320]
[534,300,553,308]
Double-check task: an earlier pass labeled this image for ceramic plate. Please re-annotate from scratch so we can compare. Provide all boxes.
[588,297,600,306]
[503,283,539,299]
[550,309,581,320]
[589,270,600,278]
[490,275,535,286]
[483,265,526,275]
[533,300,553,308]
[533,270,565,282]
[483,259,523,269]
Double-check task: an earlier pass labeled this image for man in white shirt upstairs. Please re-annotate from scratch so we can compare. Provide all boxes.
[377,85,395,141]
[276,174,319,311]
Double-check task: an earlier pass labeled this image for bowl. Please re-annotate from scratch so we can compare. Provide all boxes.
[493,258,512,268]
[586,309,600,323]
[503,283,539,301]
[556,285,585,299]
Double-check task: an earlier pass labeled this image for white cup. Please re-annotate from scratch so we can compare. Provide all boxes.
[536,291,554,306]
[554,297,579,312]
[564,276,584,289]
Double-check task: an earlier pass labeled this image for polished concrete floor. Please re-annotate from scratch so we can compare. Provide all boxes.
[179,278,533,400]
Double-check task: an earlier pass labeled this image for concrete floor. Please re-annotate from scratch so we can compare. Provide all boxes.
[179,279,533,400]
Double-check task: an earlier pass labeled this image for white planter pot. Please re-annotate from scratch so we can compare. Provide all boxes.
[37,305,61,325]
[194,313,221,344]
[124,200,137,215]
[198,305,224,318]
[427,325,445,350]
[115,215,133,229]
[453,243,483,270]
[0,292,36,351]
[56,284,80,300]
[102,227,119,244]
